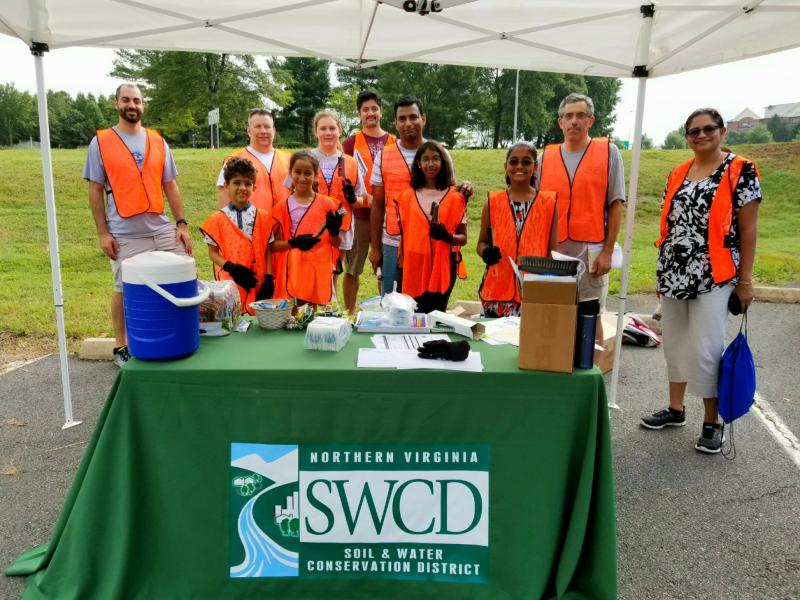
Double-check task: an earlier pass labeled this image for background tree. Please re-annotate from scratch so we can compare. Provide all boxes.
[111,50,290,146]
[662,127,687,149]
[0,84,38,146]
[377,62,483,147]
[766,114,793,142]
[724,130,749,145]
[277,57,331,144]
[746,124,773,144]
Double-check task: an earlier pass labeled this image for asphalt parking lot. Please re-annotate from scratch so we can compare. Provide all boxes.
[1,295,799,599]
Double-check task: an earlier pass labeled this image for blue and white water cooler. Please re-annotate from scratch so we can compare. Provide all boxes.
[121,251,210,360]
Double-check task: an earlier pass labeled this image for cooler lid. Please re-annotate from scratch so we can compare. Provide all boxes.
[121,251,197,285]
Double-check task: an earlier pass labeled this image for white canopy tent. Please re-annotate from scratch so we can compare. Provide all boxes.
[1,0,798,426]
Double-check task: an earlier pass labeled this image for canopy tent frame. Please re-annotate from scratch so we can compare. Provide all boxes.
[5,0,798,426]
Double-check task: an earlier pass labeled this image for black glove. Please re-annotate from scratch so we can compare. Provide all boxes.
[223,261,258,290]
[417,340,471,362]
[326,210,344,236]
[430,222,453,243]
[342,179,357,205]
[255,274,274,300]
[288,234,320,251]
[481,245,502,266]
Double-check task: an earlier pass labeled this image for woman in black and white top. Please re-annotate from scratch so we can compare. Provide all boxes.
[641,108,761,454]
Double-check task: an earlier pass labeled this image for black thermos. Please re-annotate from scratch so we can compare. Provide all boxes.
[574,299,600,369]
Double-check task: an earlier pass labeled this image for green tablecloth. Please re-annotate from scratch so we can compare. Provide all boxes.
[7,326,616,599]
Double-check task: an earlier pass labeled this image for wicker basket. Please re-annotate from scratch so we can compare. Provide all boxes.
[249,301,292,330]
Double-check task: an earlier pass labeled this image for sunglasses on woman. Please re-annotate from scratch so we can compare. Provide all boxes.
[686,125,721,138]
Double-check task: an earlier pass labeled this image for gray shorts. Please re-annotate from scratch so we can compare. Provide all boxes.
[111,228,186,292]
[578,272,609,312]
[344,217,371,277]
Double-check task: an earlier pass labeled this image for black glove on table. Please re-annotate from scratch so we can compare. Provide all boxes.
[417,339,471,362]
[326,210,344,236]
[430,222,453,243]
[223,261,258,290]
[255,274,275,300]
[481,245,502,266]
[288,234,320,251]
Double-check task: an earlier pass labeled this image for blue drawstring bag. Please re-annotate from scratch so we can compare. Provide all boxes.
[718,314,755,424]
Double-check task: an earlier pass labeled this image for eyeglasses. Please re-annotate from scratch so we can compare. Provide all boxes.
[686,125,720,138]
[507,157,535,167]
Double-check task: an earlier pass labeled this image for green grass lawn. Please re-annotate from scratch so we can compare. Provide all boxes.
[1,143,798,346]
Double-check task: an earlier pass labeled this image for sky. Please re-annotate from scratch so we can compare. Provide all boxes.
[2,35,799,147]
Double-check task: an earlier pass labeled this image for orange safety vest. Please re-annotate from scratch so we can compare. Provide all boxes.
[96,128,165,218]
[317,154,359,233]
[381,143,413,237]
[199,208,271,315]
[655,155,758,284]
[353,131,396,195]
[539,137,609,243]
[224,148,290,217]
[271,194,338,305]
[479,190,556,304]
[397,187,466,299]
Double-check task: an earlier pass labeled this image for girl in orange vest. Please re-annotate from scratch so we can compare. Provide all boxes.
[477,142,558,317]
[641,108,762,455]
[309,110,367,290]
[396,141,467,314]
[270,151,342,307]
[200,157,274,315]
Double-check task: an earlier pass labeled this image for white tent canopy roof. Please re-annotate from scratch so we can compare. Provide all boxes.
[1,0,799,78]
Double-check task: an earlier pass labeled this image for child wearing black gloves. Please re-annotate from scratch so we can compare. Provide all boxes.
[476,143,557,317]
[395,140,467,314]
[270,151,342,306]
[200,156,274,315]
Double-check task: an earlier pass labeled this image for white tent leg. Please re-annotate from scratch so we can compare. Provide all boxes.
[32,45,81,429]
[608,76,647,411]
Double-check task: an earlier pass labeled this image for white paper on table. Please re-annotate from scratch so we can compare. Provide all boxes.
[370,333,450,350]
[480,317,520,346]
[357,348,484,372]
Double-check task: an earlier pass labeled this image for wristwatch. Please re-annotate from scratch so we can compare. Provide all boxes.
[176,218,188,227]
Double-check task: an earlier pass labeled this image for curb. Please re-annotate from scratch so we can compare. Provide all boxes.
[754,286,800,304]
[79,338,116,361]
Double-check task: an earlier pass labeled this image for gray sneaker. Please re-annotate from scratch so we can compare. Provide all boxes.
[695,422,725,454]
[113,345,131,368]
[641,407,686,430]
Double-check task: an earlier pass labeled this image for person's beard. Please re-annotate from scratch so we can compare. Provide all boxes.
[119,107,142,124]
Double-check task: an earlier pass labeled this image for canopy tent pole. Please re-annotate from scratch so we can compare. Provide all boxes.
[513,69,520,142]
[608,3,654,411]
[31,43,81,429]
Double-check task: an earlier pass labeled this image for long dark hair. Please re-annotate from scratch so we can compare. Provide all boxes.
[504,142,538,187]
[410,141,454,190]
[289,150,320,192]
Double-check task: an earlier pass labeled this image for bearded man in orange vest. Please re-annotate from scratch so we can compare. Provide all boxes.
[85,83,192,367]
[538,93,626,340]
[369,96,472,296]
[216,108,290,215]
[341,90,396,308]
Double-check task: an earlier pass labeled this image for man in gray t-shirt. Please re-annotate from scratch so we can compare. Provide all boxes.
[84,83,192,365]
[538,93,625,340]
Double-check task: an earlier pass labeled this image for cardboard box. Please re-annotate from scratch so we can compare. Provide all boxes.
[518,277,577,373]
[594,312,618,374]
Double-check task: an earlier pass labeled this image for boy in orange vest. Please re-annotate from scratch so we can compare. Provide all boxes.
[200,157,274,314]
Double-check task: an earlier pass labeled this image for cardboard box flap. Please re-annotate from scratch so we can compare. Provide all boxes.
[428,310,485,340]
[522,276,578,305]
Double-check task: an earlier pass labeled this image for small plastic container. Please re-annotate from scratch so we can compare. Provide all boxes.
[304,317,352,352]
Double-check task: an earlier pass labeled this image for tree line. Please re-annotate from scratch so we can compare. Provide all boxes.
[0,50,623,149]
[662,114,800,149]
